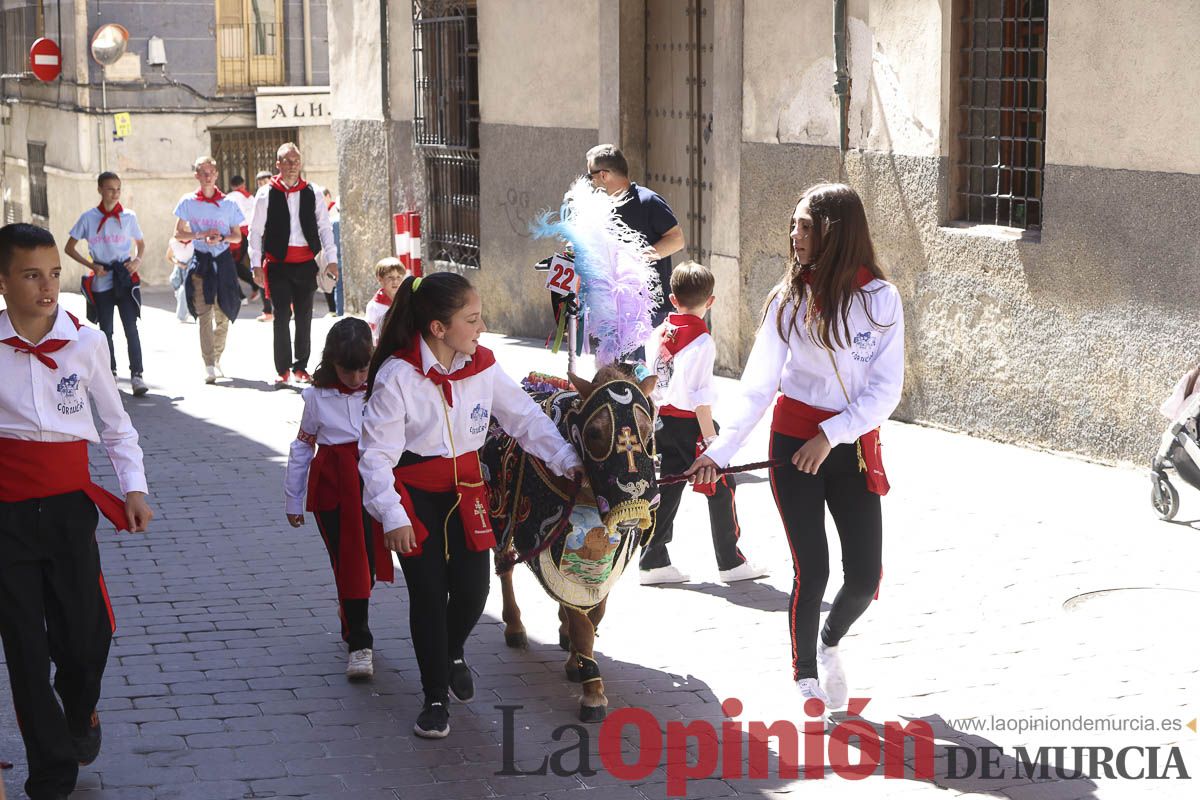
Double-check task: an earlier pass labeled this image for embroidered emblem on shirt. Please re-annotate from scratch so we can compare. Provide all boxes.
[56,373,85,415]
[469,403,490,435]
[851,330,879,363]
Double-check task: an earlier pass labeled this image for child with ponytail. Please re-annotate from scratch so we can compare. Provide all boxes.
[359,272,582,739]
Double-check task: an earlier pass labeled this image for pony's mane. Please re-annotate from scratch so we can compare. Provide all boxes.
[593,362,636,385]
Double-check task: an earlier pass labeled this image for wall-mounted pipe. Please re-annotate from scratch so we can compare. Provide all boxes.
[303,0,314,85]
[833,0,850,153]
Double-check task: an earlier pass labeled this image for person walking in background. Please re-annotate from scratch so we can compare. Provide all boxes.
[365,257,406,345]
[165,234,194,324]
[248,143,338,387]
[323,188,344,317]
[250,170,275,322]
[64,171,149,396]
[227,175,260,306]
[173,155,244,385]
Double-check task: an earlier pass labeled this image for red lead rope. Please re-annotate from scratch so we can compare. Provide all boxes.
[657,459,786,486]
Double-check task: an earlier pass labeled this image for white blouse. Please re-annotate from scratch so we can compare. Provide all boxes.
[359,338,582,533]
[284,386,365,514]
[705,280,905,468]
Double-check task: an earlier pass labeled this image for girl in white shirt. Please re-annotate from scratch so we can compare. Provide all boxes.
[285,318,389,681]
[359,272,582,739]
[689,183,904,714]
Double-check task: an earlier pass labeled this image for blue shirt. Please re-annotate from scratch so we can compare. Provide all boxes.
[172,192,245,255]
[68,206,143,292]
[615,183,679,320]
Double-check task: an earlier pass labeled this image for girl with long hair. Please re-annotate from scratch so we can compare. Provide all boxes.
[285,317,392,680]
[687,183,904,713]
[359,272,582,739]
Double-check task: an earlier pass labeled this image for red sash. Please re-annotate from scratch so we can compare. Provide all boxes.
[771,396,889,496]
[265,245,317,265]
[658,406,697,420]
[307,442,394,598]
[0,438,130,530]
[391,453,494,557]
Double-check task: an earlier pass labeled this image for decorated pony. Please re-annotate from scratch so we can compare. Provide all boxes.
[481,179,662,722]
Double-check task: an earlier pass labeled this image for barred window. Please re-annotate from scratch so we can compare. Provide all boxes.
[27,141,47,219]
[954,0,1047,230]
[1,2,44,76]
[412,0,480,269]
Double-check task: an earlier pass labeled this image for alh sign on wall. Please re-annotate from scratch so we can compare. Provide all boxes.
[255,87,333,128]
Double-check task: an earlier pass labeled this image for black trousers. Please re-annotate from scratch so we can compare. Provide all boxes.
[641,415,746,571]
[0,492,113,799]
[397,485,490,704]
[314,508,377,652]
[92,288,143,376]
[768,432,882,681]
[264,261,318,374]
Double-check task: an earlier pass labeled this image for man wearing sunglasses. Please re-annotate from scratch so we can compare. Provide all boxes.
[585,144,685,327]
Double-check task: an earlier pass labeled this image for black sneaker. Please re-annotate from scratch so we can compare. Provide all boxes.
[448,658,474,703]
[413,700,450,739]
[72,710,102,765]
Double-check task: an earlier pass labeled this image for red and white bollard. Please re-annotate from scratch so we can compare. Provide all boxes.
[394,211,423,278]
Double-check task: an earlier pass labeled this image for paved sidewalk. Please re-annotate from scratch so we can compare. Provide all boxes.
[1,288,1197,799]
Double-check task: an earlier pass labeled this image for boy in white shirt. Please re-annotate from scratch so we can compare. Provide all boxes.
[365,257,407,345]
[0,223,153,798]
[641,261,768,585]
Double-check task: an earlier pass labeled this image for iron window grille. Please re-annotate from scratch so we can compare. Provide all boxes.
[209,126,299,193]
[27,141,47,219]
[954,0,1047,230]
[1,2,43,76]
[412,0,480,269]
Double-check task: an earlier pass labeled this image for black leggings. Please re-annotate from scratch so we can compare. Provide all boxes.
[768,432,882,681]
[397,485,490,704]
[314,508,378,652]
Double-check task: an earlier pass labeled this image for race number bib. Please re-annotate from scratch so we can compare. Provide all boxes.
[545,254,580,296]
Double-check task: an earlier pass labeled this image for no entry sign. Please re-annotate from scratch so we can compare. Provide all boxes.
[29,38,62,82]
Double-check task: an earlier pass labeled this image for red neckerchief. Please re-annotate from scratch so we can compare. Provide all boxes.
[394,341,497,407]
[327,200,336,210]
[372,289,393,307]
[332,381,366,396]
[195,187,225,206]
[659,313,709,359]
[270,176,308,195]
[2,311,82,370]
[233,186,252,198]
[96,202,123,232]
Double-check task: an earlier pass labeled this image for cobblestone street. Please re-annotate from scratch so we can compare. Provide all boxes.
[2,288,1197,799]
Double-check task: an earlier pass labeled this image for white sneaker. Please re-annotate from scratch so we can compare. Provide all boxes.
[205,365,217,384]
[346,648,374,680]
[718,561,770,583]
[131,375,148,397]
[817,642,848,710]
[795,677,830,721]
[639,564,690,585]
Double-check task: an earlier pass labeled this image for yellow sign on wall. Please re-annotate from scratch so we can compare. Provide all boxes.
[113,112,132,138]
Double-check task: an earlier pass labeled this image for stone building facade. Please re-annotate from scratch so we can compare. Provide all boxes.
[331,0,1199,464]
[1,0,336,284]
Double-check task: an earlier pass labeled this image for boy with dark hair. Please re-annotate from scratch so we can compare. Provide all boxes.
[640,260,767,585]
[64,171,148,396]
[0,223,153,799]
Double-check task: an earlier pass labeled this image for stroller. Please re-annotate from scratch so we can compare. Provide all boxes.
[1151,366,1200,520]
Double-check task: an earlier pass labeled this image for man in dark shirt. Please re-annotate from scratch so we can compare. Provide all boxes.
[586,144,685,327]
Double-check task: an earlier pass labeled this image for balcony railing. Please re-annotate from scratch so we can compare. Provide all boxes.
[216,22,284,90]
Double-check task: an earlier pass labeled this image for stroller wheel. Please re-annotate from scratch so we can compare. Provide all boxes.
[1152,475,1180,521]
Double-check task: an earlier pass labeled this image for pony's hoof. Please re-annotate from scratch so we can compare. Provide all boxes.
[565,664,582,683]
[558,633,571,651]
[579,704,607,723]
[504,631,528,649]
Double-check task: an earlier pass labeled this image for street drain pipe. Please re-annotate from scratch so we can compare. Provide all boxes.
[833,0,851,154]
